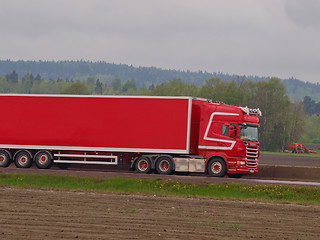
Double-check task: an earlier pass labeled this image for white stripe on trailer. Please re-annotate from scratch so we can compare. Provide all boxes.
[186,97,192,154]
[0,144,189,154]
[0,93,206,101]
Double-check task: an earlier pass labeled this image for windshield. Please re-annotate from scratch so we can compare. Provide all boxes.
[240,124,258,142]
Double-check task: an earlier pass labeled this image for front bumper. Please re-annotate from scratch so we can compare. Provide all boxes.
[227,157,259,174]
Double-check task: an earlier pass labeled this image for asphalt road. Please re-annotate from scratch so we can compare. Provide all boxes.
[0,153,319,187]
[1,162,320,187]
[259,153,320,167]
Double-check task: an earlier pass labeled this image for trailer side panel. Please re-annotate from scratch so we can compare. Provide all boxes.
[0,95,192,154]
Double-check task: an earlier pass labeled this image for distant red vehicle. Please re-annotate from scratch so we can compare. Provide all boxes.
[0,94,261,177]
[287,143,317,154]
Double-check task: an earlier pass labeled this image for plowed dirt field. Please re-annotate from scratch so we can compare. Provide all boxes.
[1,187,319,239]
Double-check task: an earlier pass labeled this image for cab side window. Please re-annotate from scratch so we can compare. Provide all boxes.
[222,124,229,136]
[222,123,237,137]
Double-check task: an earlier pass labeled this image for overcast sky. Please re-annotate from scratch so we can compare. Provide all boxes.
[0,0,319,82]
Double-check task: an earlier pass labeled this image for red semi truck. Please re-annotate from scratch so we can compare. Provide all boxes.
[0,94,261,177]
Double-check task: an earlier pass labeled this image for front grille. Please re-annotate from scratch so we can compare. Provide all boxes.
[247,160,257,167]
[246,146,259,167]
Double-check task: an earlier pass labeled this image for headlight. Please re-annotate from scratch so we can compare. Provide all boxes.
[237,161,246,165]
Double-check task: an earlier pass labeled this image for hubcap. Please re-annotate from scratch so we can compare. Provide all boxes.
[0,153,8,166]
[138,160,148,171]
[159,160,170,172]
[38,154,49,165]
[211,162,222,174]
[18,154,29,166]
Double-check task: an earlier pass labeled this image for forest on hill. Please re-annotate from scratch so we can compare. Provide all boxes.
[0,60,269,87]
[1,60,320,151]
[1,60,320,102]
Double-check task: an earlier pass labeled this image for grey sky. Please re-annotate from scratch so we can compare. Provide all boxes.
[0,0,319,82]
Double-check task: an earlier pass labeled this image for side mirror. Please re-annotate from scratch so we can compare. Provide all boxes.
[229,125,235,138]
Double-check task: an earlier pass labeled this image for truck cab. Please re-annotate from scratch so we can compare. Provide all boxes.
[198,102,261,177]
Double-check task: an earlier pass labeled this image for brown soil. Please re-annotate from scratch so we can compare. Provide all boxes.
[1,187,319,240]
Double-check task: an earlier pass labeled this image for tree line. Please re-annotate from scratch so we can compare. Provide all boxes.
[1,71,313,152]
[3,60,320,101]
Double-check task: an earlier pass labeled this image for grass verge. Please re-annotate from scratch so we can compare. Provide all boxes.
[1,173,319,204]
[261,151,320,157]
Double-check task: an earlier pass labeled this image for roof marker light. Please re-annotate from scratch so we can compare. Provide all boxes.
[240,106,262,116]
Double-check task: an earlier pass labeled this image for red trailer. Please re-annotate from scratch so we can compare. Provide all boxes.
[0,94,261,177]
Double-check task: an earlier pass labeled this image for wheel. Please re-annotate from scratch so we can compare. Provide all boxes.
[155,156,173,175]
[0,150,11,167]
[34,151,53,169]
[207,158,227,177]
[14,151,33,168]
[135,157,151,174]
[56,163,72,170]
[227,173,243,178]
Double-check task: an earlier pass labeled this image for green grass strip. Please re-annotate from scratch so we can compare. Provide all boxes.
[1,173,319,204]
[261,151,320,157]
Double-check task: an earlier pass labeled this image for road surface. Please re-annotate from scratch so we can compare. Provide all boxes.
[259,153,320,167]
[1,162,320,187]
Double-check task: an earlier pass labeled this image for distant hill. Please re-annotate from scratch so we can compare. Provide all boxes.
[0,60,270,87]
[283,78,320,101]
[0,60,319,101]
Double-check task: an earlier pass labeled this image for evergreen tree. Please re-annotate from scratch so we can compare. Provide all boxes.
[22,73,34,93]
[34,74,42,82]
[122,79,136,92]
[111,78,122,91]
[5,70,18,83]
[95,79,103,94]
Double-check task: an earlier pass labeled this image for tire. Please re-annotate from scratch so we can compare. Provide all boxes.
[0,150,11,168]
[14,151,33,168]
[227,174,243,178]
[155,156,173,175]
[34,151,53,169]
[207,158,227,177]
[135,157,151,174]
